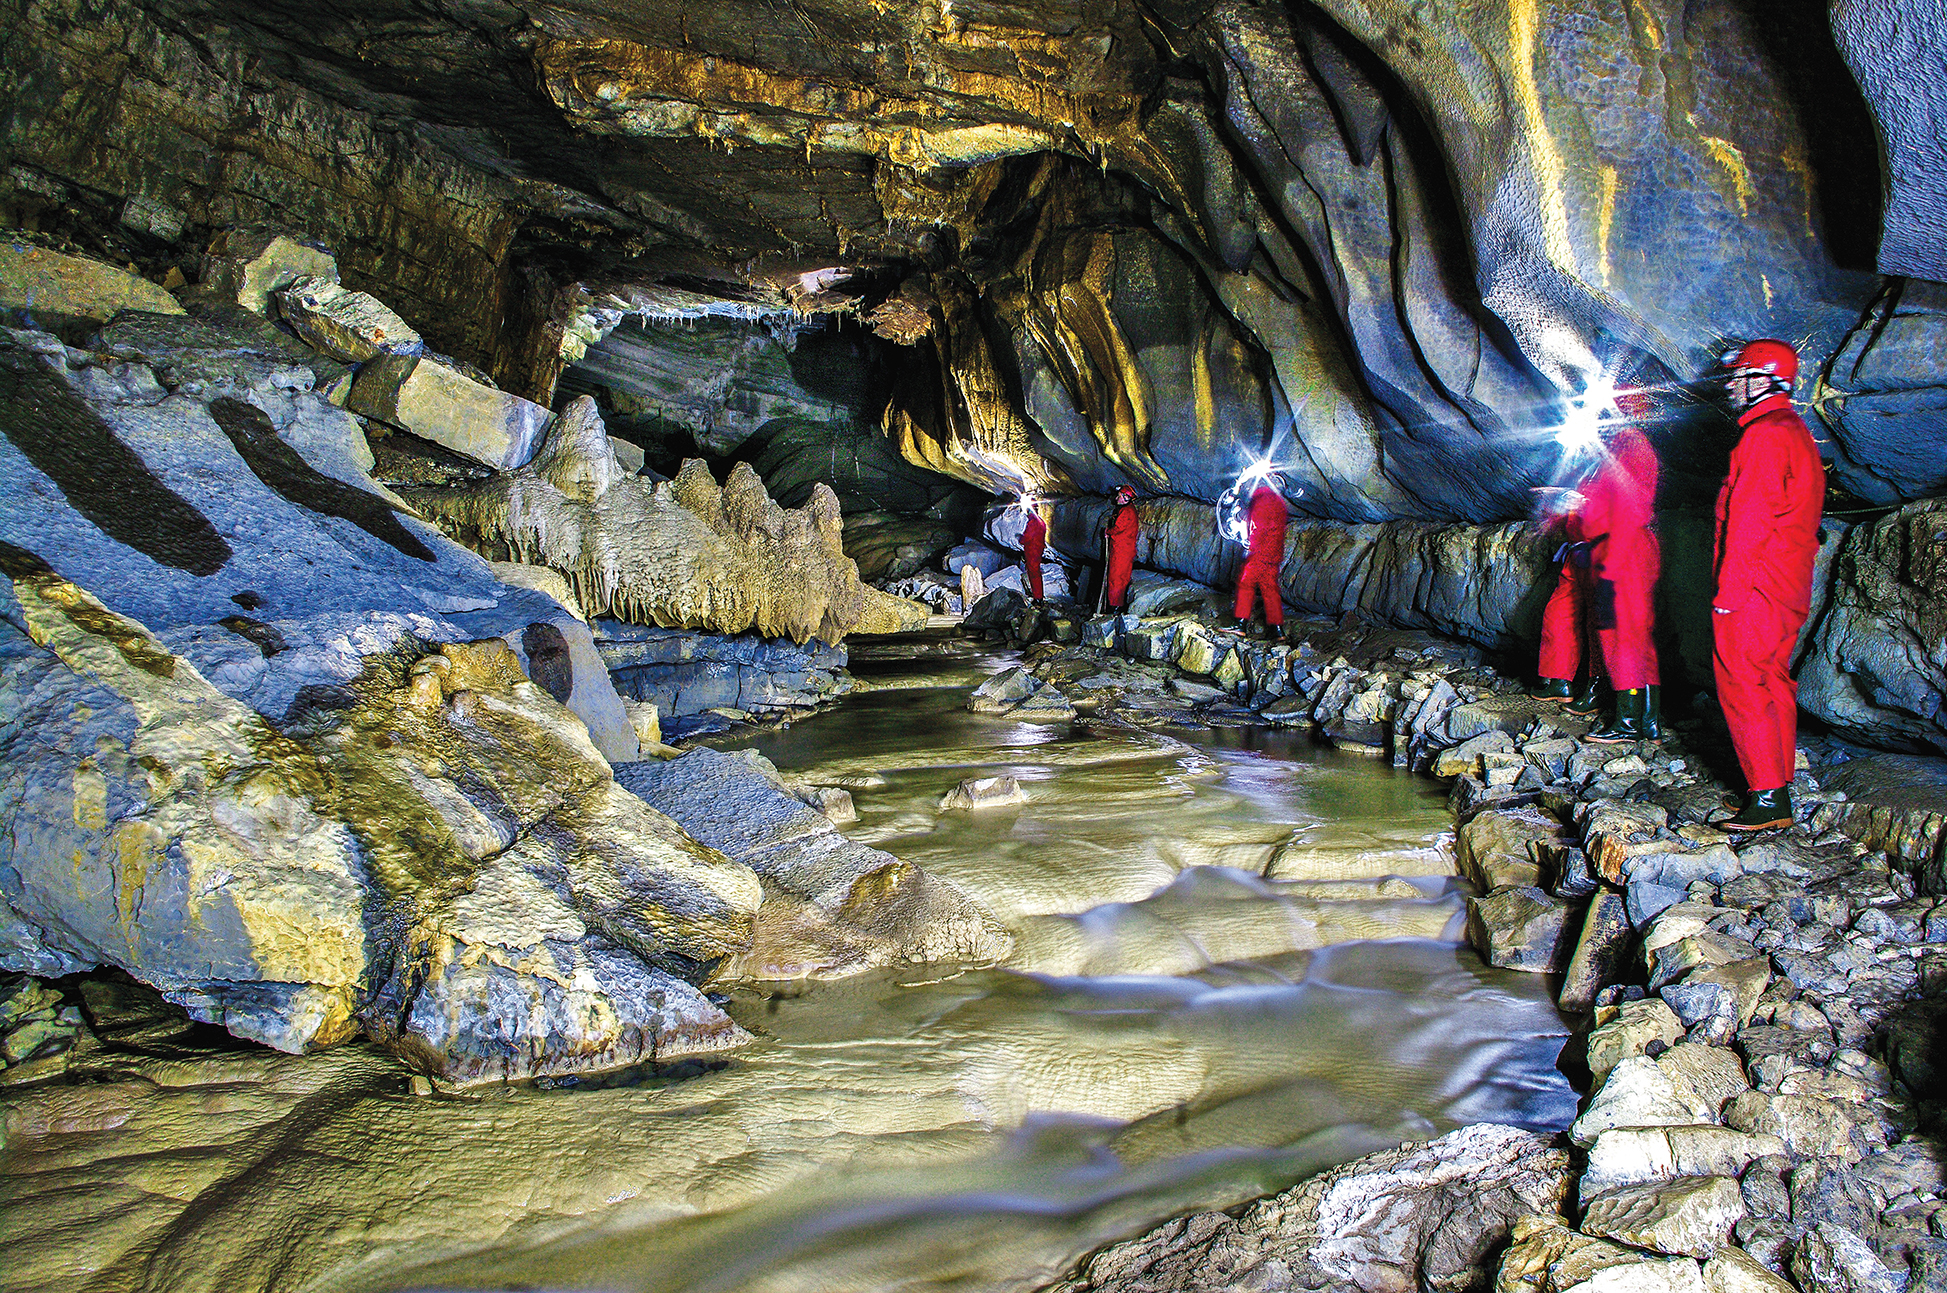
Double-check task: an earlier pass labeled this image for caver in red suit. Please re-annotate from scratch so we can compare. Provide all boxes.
[1535,489,1596,685]
[1714,341,1824,798]
[1234,483,1288,626]
[1533,396,1661,696]
[1023,507,1048,603]
[1581,398,1661,691]
[1105,486,1139,611]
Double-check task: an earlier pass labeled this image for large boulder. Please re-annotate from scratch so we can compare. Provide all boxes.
[0,322,770,1079]
[0,242,184,336]
[1798,497,1947,755]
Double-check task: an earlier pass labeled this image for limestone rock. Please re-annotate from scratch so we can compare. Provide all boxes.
[1560,889,1633,1013]
[275,275,422,363]
[939,776,1030,812]
[1792,1222,1908,1293]
[1495,1215,1706,1293]
[1700,1246,1795,1293]
[351,352,551,472]
[404,408,926,643]
[200,228,339,316]
[0,571,763,1078]
[1467,886,1578,973]
[1459,806,1570,891]
[0,243,184,333]
[1587,999,1685,1082]
[1436,729,1518,779]
[1724,1091,1885,1163]
[969,665,1039,713]
[1056,1123,1571,1293]
[1579,1175,1745,1259]
[1572,1057,1718,1148]
[1582,1126,1786,1197]
[617,748,1010,974]
[1011,688,1078,722]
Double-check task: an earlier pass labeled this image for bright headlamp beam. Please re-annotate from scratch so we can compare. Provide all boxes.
[1554,373,1619,453]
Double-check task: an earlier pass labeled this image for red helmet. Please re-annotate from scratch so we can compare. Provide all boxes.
[1728,338,1799,384]
[1113,485,1136,503]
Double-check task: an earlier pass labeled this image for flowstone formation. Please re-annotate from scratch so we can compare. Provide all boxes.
[402,396,927,643]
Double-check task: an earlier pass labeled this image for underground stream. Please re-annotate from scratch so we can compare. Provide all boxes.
[339,637,1581,1293]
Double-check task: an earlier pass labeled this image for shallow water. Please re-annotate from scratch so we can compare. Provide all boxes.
[0,645,1575,1293]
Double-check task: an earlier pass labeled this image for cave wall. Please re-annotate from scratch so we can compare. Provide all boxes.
[7,0,1941,523]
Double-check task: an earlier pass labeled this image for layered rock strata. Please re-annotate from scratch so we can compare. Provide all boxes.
[594,621,859,739]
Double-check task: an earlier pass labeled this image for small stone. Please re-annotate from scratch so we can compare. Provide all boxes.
[939,776,1029,811]
[1630,881,1691,930]
[1434,729,1517,778]
[1588,999,1685,1082]
[1582,1126,1785,1196]
[1010,688,1078,722]
[968,666,1038,712]
[1724,1091,1881,1163]
[1572,1056,1715,1147]
[1466,886,1577,972]
[1701,1245,1796,1293]
[1791,1221,1906,1293]
[1580,1175,1746,1258]
[1560,888,1633,1013]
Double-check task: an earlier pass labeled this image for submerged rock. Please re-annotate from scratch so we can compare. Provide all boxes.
[618,748,1011,977]
[1050,1123,1571,1293]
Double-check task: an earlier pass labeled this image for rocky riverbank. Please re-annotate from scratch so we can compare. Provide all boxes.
[963,588,1946,1293]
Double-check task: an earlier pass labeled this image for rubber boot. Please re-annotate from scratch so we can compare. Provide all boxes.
[1643,684,1662,742]
[1564,675,1604,718]
[1723,787,1793,832]
[1527,677,1574,701]
[1588,688,1659,743]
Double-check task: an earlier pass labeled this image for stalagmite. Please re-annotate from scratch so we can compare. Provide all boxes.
[403,396,928,644]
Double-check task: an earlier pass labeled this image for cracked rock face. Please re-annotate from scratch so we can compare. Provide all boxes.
[3,0,1938,517]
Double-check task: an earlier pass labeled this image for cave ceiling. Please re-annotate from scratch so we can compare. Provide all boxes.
[4,0,1942,519]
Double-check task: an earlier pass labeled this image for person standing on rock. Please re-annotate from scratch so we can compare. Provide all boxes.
[1021,496,1049,606]
[1713,339,1825,832]
[1103,484,1140,615]
[1581,388,1662,743]
[1529,390,1661,741]
[1232,473,1288,638]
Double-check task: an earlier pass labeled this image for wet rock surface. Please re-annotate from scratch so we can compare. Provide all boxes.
[1052,1123,1572,1293]
[964,572,1947,1293]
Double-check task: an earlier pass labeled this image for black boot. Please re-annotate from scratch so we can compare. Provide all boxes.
[1643,684,1662,741]
[1564,675,1605,718]
[1528,677,1574,701]
[1589,688,1661,743]
[1723,787,1793,832]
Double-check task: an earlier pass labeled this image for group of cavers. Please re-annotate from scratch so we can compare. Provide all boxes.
[1014,338,1824,834]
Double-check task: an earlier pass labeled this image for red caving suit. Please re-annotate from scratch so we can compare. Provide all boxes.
[1535,427,1661,689]
[1713,393,1824,792]
[1023,510,1047,602]
[1233,485,1288,625]
[1105,501,1140,610]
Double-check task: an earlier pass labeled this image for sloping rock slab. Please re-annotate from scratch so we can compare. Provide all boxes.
[617,748,1009,975]
[1050,1123,1571,1293]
